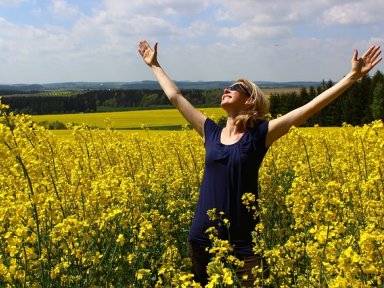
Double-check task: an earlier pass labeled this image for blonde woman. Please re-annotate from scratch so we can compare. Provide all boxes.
[139,40,381,286]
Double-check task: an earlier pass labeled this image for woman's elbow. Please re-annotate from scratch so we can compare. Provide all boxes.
[168,93,180,104]
[170,93,189,108]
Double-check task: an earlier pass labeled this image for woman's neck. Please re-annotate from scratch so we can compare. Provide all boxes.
[221,117,244,144]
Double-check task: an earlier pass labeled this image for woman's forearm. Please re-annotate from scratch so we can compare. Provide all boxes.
[266,71,359,147]
[305,71,359,117]
[151,65,182,104]
[148,63,207,136]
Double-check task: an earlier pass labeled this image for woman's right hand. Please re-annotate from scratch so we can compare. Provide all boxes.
[138,40,159,67]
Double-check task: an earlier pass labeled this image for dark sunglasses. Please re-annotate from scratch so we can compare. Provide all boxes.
[226,83,251,97]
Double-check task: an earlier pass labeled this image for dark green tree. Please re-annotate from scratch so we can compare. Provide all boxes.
[371,82,384,120]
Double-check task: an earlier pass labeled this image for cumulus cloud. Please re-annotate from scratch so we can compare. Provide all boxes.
[49,0,79,18]
[320,1,383,26]
[213,0,314,24]
[218,23,291,41]
[0,0,383,83]
[100,0,210,17]
[0,0,26,6]
[215,0,384,28]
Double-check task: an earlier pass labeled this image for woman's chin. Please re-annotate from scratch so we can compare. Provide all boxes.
[220,102,231,112]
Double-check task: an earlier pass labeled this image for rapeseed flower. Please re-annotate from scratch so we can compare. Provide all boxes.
[0,101,383,286]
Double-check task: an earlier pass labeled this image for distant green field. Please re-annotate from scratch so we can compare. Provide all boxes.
[31,108,226,130]
[50,128,177,138]
[9,91,79,97]
[31,108,343,138]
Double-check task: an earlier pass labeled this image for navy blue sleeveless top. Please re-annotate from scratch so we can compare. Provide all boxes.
[188,118,269,255]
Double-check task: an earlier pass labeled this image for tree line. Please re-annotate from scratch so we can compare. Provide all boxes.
[1,93,97,115]
[0,88,223,114]
[269,70,384,126]
[1,70,383,126]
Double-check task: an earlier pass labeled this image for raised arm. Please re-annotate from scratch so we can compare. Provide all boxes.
[138,40,207,137]
[266,45,382,147]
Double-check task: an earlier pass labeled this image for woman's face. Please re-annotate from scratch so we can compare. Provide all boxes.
[220,82,251,111]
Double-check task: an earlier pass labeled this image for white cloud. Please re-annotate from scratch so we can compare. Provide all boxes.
[218,22,291,41]
[99,0,210,17]
[320,1,384,26]
[49,0,79,18]
[213,0,313,24]
[215,0,384,28]
[0,0,26,6]
[0,0,383,83]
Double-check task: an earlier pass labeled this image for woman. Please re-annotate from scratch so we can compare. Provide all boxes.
[138,40,381,286]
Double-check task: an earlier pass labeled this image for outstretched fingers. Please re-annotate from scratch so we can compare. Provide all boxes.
[138,40,149,56]
[138,40,159,67]
[362,45,382,67]
[370,46,382,67]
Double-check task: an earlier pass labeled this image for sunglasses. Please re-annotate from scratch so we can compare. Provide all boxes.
[226,83,251,97]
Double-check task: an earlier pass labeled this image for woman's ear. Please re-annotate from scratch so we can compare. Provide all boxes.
[244,97,256,106]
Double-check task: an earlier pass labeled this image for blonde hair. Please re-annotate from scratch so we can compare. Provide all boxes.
[235,78,270,131]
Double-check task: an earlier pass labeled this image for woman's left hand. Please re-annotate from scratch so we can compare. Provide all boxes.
[351,45,382,79]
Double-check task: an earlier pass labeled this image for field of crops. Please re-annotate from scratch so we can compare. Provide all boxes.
[31,108,227,131]
[1,102,384,287]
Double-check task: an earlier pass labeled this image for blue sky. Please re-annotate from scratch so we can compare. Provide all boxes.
[0,0,383,84]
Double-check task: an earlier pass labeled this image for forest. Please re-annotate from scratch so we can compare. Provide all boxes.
[1,70,383,126]
[270,70,384,126]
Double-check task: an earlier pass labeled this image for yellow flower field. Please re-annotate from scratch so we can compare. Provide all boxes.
[1,102,383,287]
[31,108,226,130]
